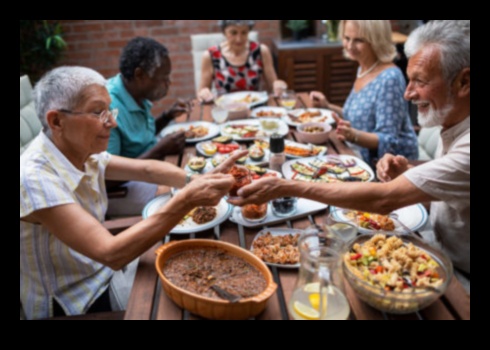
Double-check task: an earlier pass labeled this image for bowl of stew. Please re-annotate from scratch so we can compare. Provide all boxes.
[155,239,277,320]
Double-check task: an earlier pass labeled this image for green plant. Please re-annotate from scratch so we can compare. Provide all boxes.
[20,20,67,82]
[286,20,309,32]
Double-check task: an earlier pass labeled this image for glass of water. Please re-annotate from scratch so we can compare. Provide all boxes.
[324,208,358,243]
[211,105,229,124]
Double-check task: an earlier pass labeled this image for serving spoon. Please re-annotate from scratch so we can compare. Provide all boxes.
[210,285,241,303]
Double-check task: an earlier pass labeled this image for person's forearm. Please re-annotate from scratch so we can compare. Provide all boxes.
[131,159,187,188]
[283,179,413,215]
[352,130,379,150]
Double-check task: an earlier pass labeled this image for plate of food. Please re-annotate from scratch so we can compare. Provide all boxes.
[244,165,282,180]
[215,90,268,109]
[282,154,374,183]
[220,119,289,141]
[283,108,335,127]
[160,121,220,143]
[331,204,428,234]
[284,139,327,159]
[250,228,303,269]
[195,138,241,158]
[250,106,287,118]
[142,193,232,234]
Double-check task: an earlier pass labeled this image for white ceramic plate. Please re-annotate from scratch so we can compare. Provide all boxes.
[331,204,429,234]
[250,228,304,269]
[284,139,328,159]
[282,108,335,127]
[220,119,289,141]
[195,141,240,158]
[282,154,375,183]
[160,121,220,143]
[142,193,232,234]
[215,91,268,109]
[250,106,287,118]
[230,198,328,228]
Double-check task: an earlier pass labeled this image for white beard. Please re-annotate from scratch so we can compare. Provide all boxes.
[416,99,454,128]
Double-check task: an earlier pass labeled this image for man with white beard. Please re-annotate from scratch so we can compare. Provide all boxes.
[228,20,470,290]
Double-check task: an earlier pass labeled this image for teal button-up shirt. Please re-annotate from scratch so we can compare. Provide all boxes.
[107,74,156,158]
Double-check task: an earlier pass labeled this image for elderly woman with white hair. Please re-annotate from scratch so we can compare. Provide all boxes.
[310,20,418,167]
[20,66,245,319]
[197,20,287,102]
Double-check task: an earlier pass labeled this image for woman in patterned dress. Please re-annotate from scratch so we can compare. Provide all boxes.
[197,20,287,102]
[309,20,418,166]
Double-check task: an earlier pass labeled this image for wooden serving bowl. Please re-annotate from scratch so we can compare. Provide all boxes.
[155,239,277,320]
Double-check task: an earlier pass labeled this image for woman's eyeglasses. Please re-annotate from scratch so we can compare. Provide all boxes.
[58,108,118,124]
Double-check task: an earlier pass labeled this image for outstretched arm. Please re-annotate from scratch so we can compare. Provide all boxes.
[197,50,215,103]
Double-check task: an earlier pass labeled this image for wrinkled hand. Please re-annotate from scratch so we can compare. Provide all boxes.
[166,99,193,120]
[332,113,356,142]
[309,91,329,109]
[197,88,214,104]
[227,177,286,206]
[155,131,186,156]
[210,149,249,175]
[180,173,235,207]
[273,80,288,97]
[376,153,409,182]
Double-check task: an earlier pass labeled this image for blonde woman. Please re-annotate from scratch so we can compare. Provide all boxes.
[310,20,418,166]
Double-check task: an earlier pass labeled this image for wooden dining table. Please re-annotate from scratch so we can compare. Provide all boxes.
[122,93,470,320]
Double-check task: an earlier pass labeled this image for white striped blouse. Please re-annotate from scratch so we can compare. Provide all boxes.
[20,132,113,319]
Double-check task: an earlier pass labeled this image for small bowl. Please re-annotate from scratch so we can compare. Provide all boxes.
[342,233,453,314]
[221,102,250,120]
[155,239,277,320]
[296,122,332,144]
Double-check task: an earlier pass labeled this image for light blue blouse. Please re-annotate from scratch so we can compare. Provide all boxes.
[343,67,418,166]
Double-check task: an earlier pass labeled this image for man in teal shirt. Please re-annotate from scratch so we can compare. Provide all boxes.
[107,37,189,160]
[106,37,191,216]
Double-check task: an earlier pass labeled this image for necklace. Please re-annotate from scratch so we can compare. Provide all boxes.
[357,60,380,78]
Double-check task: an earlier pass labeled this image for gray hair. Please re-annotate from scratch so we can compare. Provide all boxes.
[33,66,106,132]
[218,20,255,31]
[339,20,397,63]
[405,20,470,83]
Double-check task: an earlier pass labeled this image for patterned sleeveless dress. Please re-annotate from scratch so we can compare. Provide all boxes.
[209,41,263,94]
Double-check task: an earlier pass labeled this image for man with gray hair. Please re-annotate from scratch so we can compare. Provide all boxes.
[229,20,470,291]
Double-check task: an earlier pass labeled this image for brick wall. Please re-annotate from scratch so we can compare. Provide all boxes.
[59,20,281,115]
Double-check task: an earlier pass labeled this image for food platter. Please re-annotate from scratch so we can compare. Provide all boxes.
[160,121,220,143]
[215,90,268,109]
[250,106,287,118]
[331,204,429,234]
[250,228,304,269]
[283,108,335,127]
[282,154,375,183]
[230,198,328,228]
[220,119,289,141]
[142,193,232,234]
[284,139,327,159]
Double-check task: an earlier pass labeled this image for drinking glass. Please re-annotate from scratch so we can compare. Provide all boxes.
[288,233,350,320]
[279,90,297,110]
[324,208,358,243]
[211,105,229,124]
